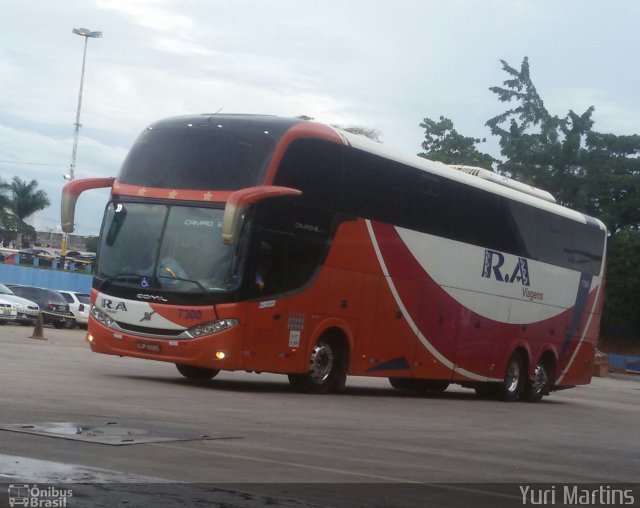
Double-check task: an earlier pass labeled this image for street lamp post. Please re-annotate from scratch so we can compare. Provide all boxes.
[66,27,102,182]
[62,27,102,263]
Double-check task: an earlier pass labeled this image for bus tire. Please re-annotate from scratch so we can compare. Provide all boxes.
[524,357,553,403]
[500,352,525,402]
[290,335,347,394]
[389,378,449,393]
[175,363,220,380]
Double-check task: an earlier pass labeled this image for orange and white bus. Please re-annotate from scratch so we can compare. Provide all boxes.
[62,114,607,401]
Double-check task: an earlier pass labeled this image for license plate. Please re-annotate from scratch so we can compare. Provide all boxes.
[2,310,11,315]
[136,341,161,353]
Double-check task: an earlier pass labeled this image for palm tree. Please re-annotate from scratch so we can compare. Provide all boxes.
[0,178,11,243]
[8,177,50,247]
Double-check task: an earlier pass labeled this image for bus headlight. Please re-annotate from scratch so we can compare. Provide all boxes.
[188,318,239,337]
[91,306,115,326]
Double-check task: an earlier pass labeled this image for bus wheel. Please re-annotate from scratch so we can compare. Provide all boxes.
[499,352,525,402]
[389,378,449,393]
[524,358,552,403]
[175,363,220,380]
[290,336,347,394]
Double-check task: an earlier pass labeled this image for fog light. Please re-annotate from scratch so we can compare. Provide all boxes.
[87,334,94,343]
[215,351,226,360]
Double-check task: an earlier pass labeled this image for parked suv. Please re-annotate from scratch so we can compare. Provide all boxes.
[7,285,74,329]
[57,290,91,329]
[0,283,40,325]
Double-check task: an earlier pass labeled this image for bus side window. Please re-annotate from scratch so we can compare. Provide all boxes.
[421,174,440,198]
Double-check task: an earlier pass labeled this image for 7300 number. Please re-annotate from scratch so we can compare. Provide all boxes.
[178,309,202,320]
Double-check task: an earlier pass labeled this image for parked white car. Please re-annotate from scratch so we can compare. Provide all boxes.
[57,291,91,329]
[0,283,40,325]
[0,295,18,324]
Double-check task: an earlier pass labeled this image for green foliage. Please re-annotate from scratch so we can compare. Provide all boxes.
[84,236,99,252]
[485,57,596,209]
[418,116,495,169]
[0,176,50,247]
[584,132,640,234]
[339,126,382,143]
[295,115,383,142]
[603,230,640,333]
[8,176,50,221]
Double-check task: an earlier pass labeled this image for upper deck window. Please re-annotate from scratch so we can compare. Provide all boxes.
[118,124,277,190]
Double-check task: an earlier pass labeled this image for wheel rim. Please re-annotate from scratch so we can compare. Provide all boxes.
[309,342,334,385]
[531,363,548,396]
[505,358,521,393]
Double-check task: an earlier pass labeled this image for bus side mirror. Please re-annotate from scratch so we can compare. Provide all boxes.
[222,185,302,245]
[61,177,115,233]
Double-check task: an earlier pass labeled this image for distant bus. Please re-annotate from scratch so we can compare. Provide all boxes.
[62,114,607,401]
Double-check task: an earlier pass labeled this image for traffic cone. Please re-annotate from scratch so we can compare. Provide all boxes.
[30,311,46,340]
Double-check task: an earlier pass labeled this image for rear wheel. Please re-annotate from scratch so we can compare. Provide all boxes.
[499,352,526,402]
[175,364,220,380]
[53,320,64,329]
[289,335,347,394]
[524,357,553,402]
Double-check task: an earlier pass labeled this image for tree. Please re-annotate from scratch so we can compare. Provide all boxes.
[602,230,640,337]
[295,115,383,143]
[7,177,50,247]
[338,126,383,143]
[0,178,11,234]
[485,57,596,209]
[418,116,495,169]
[84,236,99,252]
[584,132,640,234]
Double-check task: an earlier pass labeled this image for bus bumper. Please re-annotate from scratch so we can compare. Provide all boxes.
[86,321,245,371]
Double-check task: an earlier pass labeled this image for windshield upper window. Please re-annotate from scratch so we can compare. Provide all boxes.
[97,202,239,292]
[117,125,276,190]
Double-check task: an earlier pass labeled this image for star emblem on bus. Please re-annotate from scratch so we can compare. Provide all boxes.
[168,190,178,199]
[137,187,147,196]
[203,192,213,201]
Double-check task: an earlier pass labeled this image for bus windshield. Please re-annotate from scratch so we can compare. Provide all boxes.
[96,202,240,293]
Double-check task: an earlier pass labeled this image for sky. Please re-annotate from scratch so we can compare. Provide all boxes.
[1,0,639,237]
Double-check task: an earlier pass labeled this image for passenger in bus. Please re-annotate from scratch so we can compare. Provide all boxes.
[159,256,188,280]
[255,242,273,292]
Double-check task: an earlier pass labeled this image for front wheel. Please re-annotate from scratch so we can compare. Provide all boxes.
[289,336,347,394]
[499,352,526,402]
[175,363,220,380]
[524,358,553,402]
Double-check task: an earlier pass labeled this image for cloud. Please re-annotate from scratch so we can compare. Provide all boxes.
[95,0,194,32]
